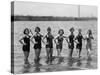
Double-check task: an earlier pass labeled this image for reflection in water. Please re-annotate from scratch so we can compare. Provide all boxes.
[86,56,92,68]
[77,59,82,67]
[33,63,41,72]
[57,57,64,64]
[67,58,74,67]
[34,66,40,72]
[45,67,52,72]
[22,64,31,73]
[20,56,94,73]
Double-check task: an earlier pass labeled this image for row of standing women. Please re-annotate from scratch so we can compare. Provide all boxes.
[19,26,94,65]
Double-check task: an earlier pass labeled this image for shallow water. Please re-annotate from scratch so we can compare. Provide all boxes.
[13,21,97,74]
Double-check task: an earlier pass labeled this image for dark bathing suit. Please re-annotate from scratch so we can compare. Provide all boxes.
[45,34,54,48]
[56,36,63,49]
[75,34,83,50]
[34,34,42,49]
[68,34,74,49]
[23,36,30,52]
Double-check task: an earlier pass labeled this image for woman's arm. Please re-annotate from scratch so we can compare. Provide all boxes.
[30,35,35,44]
[40,34,43,37]
[19,38,25,45]
[82,35,85,40]
[74,38,78,44]
[54,37,58,45]
[64,36,69,43]
[42,35,46,45]
[91,35,94,39]
[29,29,33,35]
[65,36,69,44]
[52,34,54,39]
[84,35,88,40]
[74,36,78,44]
[63,36,67,39]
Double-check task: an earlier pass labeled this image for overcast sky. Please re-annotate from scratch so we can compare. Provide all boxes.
[13,1,97,17]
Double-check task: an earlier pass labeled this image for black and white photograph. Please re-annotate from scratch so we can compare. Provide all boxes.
[11,1,97,74]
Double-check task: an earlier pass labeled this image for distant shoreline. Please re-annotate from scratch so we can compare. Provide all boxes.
[11,16,97,21]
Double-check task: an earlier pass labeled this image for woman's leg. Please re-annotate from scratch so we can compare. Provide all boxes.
[86,44,91,57]
[37,49,41,62]
[79,48,82,58]
[46,48,50,59]
[59,49,62,57]
[50,48,53,64]
[34,49,41,64]
[70,49,73,58]
[34,49,38,63]
[46,48,50,63]
[88,48,91,57]
[76,48,79,56]
[23,51,29,64]
[50,48,53,58]
[57,49,60,57]
[89,44,92,57]
[86,48,90,58]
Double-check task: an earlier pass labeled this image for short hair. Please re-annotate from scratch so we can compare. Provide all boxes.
[23,28,29,34]
[47,27,51,31]
[70,27,74,32]
[58,29,64,34]
[35,27,41,32]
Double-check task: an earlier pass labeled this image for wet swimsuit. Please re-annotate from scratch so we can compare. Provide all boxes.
[45,33,54,48]
[75,34,83,50]
[56,36,63,49]
[68,34,74,49]
[22,36,30,52]
[34,34,43,49]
